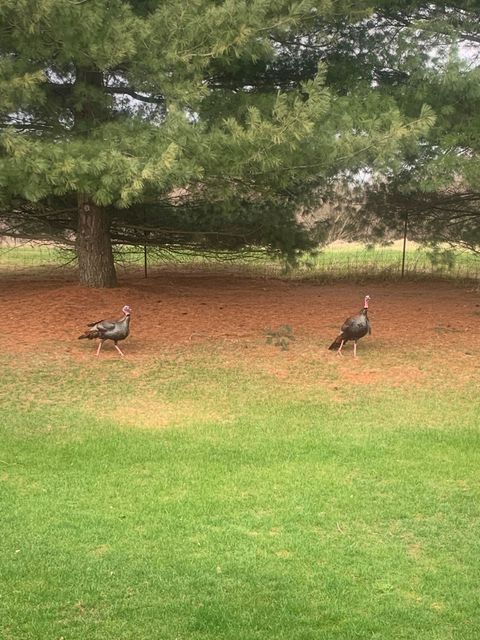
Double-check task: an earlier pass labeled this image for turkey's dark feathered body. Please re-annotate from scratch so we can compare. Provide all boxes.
[328,308,370,350]
[78,314,130,343]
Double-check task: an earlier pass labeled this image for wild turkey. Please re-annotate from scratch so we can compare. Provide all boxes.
[328,295,371,357]
[78,305,131,356]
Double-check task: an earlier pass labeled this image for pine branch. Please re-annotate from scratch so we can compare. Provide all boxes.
[104,87,166,105]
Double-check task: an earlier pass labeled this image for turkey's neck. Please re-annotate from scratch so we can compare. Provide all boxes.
[361,308,368,317]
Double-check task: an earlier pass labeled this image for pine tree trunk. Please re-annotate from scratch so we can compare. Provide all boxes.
[73,67,117,288]
[76,194,117,288]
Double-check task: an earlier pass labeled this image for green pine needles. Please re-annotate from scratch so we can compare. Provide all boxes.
[0,1,444,286]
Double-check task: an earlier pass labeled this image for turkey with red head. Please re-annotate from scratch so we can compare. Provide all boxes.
[78,305,131,357]
[328,295,371,357]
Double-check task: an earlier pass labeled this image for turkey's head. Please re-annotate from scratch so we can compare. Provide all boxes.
[122,305,132,315]
[364,295,370,309]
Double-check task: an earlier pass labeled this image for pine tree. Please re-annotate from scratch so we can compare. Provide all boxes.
[336,2,480,248]
[0,0,434,286]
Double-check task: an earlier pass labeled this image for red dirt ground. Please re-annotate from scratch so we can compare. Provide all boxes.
[1,270,479,386]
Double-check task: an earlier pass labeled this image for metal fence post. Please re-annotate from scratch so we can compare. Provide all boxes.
[401,211,408,278]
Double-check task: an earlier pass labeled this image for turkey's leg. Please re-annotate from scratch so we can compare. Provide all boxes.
[353,341,357,358]
[337,340,344,356]
[96,340,105,356]
[114,342,125,357]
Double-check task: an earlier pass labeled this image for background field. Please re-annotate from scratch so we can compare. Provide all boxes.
[1,270,480,639]
[1,241,480,281]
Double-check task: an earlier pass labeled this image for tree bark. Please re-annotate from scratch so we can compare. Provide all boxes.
[74,68,117,287]
[76,194,117,288]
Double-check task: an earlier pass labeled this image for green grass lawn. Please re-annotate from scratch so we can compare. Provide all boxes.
[1,350,479,639]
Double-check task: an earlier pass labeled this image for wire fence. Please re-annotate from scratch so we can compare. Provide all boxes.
[296,245,480,282]
[1,239,480,282]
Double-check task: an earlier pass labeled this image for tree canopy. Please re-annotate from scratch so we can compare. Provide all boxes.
[349,2,480,250]
[0,0,463,285]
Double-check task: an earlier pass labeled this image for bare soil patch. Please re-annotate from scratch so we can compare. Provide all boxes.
[1,271,479,388]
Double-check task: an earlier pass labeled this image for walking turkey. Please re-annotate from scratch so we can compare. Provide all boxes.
[78,305,131,357]
[328,295,371,357]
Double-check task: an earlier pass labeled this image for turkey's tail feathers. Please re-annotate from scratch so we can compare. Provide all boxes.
[328,334,345,351]
[78,330,99,340]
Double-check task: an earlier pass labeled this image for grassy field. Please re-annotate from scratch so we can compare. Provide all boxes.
[1,241,479,280]
[1,345,479,640]
[298,243,480,280]
[0,244,64,268]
